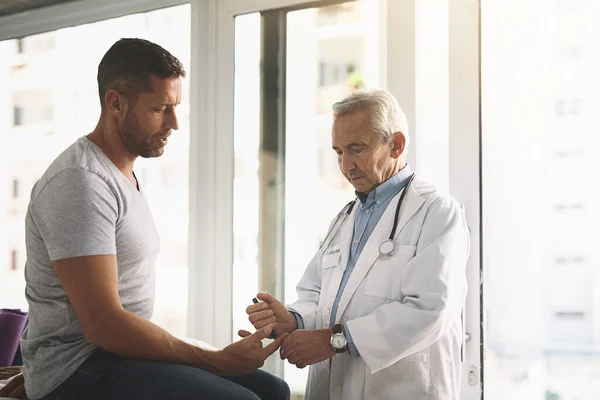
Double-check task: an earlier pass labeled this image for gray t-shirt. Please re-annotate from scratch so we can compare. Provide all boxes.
[21,136,160,399]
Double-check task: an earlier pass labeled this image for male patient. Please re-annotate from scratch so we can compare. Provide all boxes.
[20,38,289,400]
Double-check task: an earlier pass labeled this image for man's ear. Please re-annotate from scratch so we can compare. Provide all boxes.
[104,89,128,118]
[390,132,406,159]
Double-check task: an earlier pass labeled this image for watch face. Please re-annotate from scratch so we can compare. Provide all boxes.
[331,333,347,349]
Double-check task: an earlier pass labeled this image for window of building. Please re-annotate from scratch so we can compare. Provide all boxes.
[554,311,585,320]
[12,179,19,198]
[13,107,23,126]
[554,100,566,115]
[555,256,587,265]
[554,203,585,211]
[554,99,582,116]
[10,250,17,271]
[16,38,24,54]
[569,98,581,114]
[12,90,54,126]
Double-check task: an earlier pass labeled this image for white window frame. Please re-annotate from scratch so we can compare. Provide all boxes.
[0,0,482,398]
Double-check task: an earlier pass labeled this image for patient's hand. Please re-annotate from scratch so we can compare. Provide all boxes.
[212,326,287,376]
[246,292,297,337]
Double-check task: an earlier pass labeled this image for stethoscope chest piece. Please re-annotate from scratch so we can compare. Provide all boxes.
[379,239,395,257]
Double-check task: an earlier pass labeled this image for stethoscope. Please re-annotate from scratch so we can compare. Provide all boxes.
[320,173,416,258]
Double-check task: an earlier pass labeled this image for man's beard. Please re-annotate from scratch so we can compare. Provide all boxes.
[119,112,165,158]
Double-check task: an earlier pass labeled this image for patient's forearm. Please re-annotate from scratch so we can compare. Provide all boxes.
[86,309,220,372]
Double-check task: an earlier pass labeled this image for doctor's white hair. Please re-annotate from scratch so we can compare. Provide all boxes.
[332,89,410,149]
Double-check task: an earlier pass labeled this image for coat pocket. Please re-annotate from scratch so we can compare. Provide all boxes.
[364,351,430,400]
[364,244,416,300]
[320,245,341,270]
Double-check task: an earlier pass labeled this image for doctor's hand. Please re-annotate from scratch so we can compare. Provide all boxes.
[246,292,298,337]
[279,329,336,369]
[213,326,288,376]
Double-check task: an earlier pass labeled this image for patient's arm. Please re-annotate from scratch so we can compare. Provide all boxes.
[53,254,285,376]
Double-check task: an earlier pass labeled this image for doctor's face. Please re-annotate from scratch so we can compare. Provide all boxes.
[332,111,406,193]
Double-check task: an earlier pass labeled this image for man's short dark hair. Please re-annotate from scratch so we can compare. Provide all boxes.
[97,38,186,109]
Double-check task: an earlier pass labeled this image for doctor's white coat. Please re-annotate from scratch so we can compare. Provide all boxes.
[288,176,469,400]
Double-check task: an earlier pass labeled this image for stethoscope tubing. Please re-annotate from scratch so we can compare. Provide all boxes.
[320,173,416,258]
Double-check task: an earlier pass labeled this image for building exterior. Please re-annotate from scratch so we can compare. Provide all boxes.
[483,0,600,399]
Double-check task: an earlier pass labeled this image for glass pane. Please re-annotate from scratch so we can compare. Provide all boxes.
[285,2,384,395]
[232,1,384,398]
[232,12,262,340]
[482,0,599,398]
[0,5,191,337]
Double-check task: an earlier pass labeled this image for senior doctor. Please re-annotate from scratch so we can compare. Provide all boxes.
[246,89,469,399]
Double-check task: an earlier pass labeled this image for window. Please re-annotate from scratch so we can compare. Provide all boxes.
[0,5,191,336]
[554,203,585,211]
[11,90,54,126]
[554,100,566,115]
[12,179,19,199]
[555,256,587,265]
[569,98,581,114]
[483,0,599,398]
[10,250,17,271]
[550,310,593,345]
[41,106,54,122]
[319,61,326,86]
[13,107,22,126]
[563,45,582,59]
[25,32,56,53]
[554,311,585,320]
[554,149,584,157]
[16,38,24,54]
[555,99,582,116]
[554,0,584,10]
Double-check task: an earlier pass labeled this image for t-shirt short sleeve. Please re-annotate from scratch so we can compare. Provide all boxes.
[31,168,119,261]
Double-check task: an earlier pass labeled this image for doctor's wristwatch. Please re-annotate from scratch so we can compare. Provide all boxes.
[330,324,348,353]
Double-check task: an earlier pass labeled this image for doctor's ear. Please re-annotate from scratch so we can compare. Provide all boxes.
[390,132,406,159]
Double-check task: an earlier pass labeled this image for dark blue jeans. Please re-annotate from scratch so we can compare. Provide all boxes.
[39,349,290,400]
